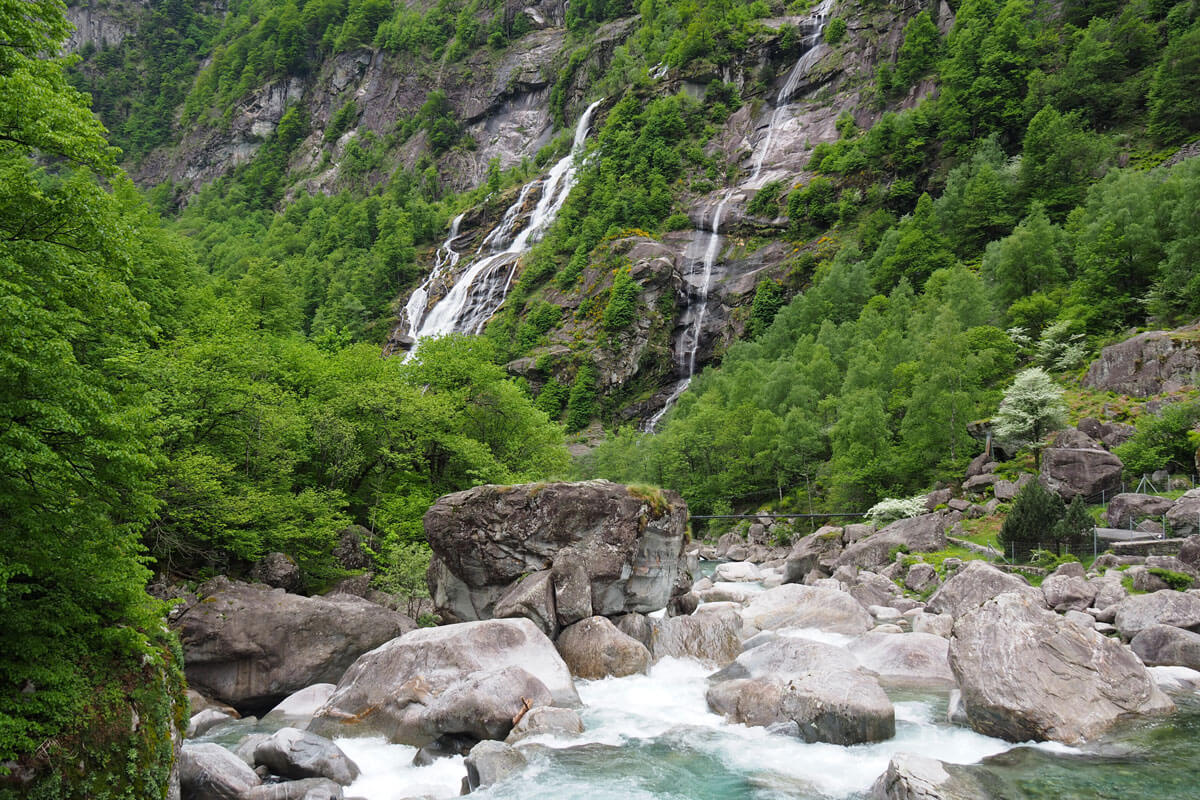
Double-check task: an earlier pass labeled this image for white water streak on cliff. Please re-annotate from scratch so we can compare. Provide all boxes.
[407,100,603,349]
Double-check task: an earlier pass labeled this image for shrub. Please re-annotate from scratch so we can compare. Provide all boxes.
[1148,568,1195,591]
[866,495,928,525]
[823,17,847,45]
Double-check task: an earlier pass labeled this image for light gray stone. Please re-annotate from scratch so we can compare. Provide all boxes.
[849,631,955,688]
[555,616,651,679]
[740,584,872,635]
[464,740,526,791]
[253,728,360,785]
[1114,590,1200,639]
[949,591,1174,743]
[1130,624,1200,669]
[927,560,1042,620]
[649,607,742,666]
[505,706,584,743]
[179,742,260,800]
[869,753,988,800]
[310,618,578,746]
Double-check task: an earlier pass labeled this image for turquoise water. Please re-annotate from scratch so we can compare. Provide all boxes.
[198,629,1200,800]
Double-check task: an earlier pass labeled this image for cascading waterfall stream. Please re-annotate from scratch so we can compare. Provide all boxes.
[644,2,833,432]
[405,100,603,352]
[751,0,835,182]
[403,211,465,337]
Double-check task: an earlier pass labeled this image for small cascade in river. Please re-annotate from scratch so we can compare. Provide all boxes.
[404,100,603,352]
[643,2,833,432]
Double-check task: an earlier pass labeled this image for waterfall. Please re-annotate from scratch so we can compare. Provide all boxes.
[751,0,835,181]
[405,100,603,351]
[643,1,834,431]
[403,212,465,337]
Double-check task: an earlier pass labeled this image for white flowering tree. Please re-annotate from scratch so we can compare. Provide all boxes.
[993,368,1068,467]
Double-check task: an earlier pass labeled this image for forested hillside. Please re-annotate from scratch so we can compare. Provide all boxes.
[3,0,1200,791]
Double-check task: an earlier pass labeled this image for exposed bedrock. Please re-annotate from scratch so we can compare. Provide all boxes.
[424,480,689,627]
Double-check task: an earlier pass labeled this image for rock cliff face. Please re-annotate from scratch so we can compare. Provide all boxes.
[424,480,689,625]
[1084,325,1200,397]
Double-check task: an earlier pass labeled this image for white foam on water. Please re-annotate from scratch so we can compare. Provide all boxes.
[336,736,466,800]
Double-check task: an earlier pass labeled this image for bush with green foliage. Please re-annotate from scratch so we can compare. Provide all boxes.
[1114,399,1200,477]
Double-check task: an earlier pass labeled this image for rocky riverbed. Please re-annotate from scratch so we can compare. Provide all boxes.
[173,481,1200,800]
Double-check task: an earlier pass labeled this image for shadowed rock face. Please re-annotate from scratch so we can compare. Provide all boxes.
[173,578,416,714]
[424,480,688,625]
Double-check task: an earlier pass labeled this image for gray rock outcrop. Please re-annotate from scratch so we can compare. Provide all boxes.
[464,740,527,791]
[848,632,955,688]
[782,526,844,582]
[648,607,742,666]
[1167,490,1200,538]
[1106,494,1176,528]
[926,560,1043,619]
[173,578,415,712]
[834,514,948,570]
[424,480,687,625]
[310,618,579,745]
[949,591,1173,743]
[710,636,860,683]
[1114,590,1200,639]
[740,584,872,635]
[250,552,303,593]
[869,753,988,800]
[706,671,895,745]
[1083,327,1200,397]
[1040,573,1095,613]
[240,779,344,800]
[1039,430,1123,501]
[555,616,652,678]
[505,706,584,743]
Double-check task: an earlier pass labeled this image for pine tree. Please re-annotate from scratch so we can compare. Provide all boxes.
[999,479,1065,559]
[1053,494,1093,554]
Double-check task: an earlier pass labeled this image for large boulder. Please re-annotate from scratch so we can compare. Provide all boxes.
[648,608,742,666]
[1106,494,1176,528]
[1166,490,1200,538]
[179,742,261,800]
[505,706,584,743]
[949,591,1173,744]
[869,753,989,800]
[424,480,687,624]
[1039,430,1123,501]
[555,616,652,679]
[706,671,895,745]
[1130,624,1200,669]
[253,728,359,785]
[710,636,860,683]
[926,560,1043,620]
[834,514,947,571]
[1083,327,1200,397]
[310,618,579,745]
[848,632,955,688]
[1113,590,1200,639]
[782,526,844,583]
[740,584,872,635]
[173,578,415,712]
[1040,573,1096,613]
